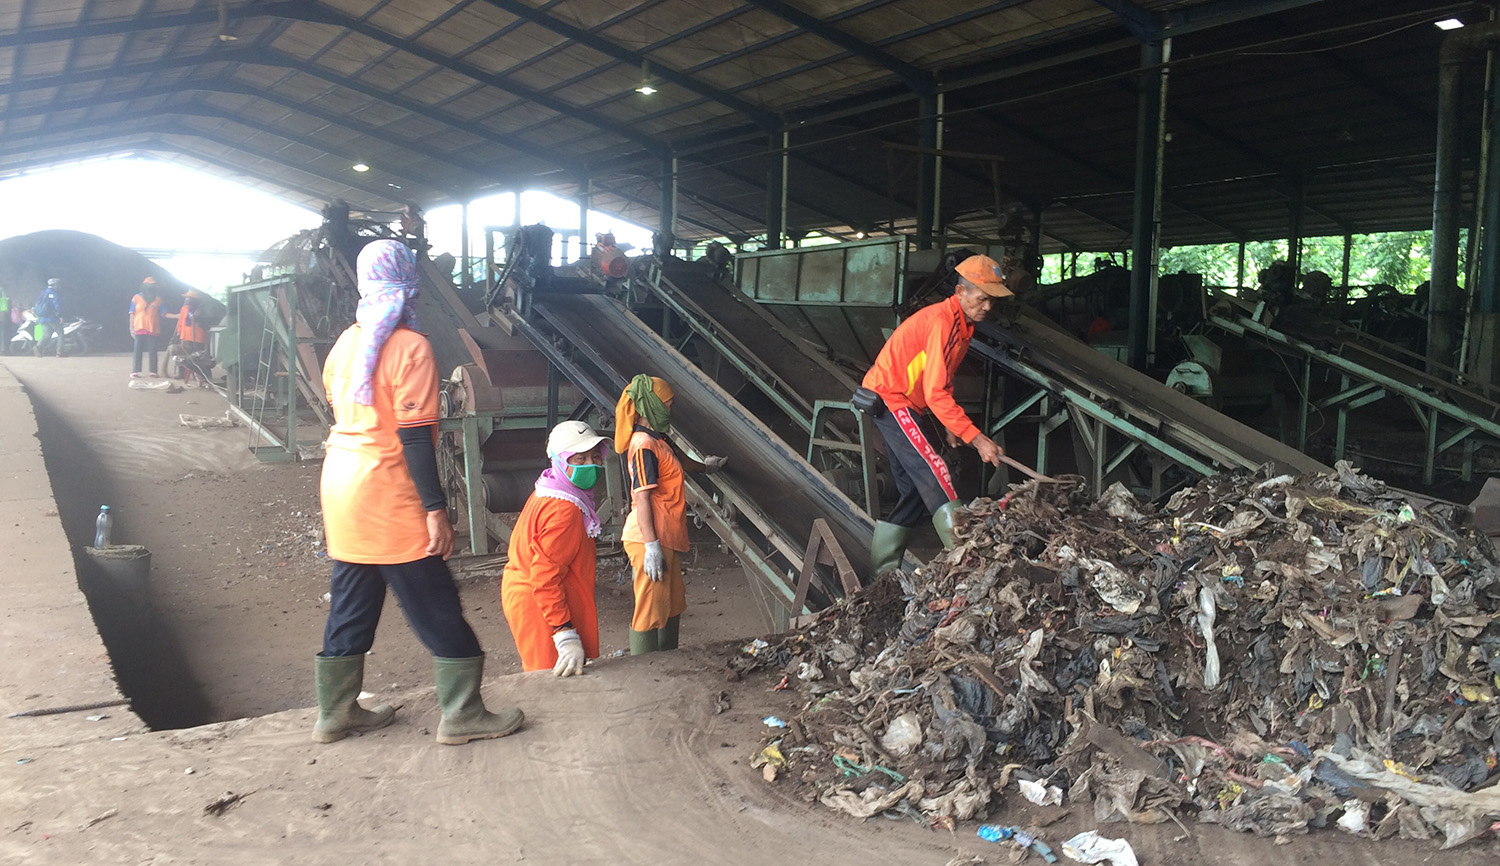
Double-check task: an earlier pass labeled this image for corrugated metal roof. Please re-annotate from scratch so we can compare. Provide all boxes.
[0,0,1484,251]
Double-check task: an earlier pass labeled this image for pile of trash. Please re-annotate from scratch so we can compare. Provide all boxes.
[734,462,1500,848]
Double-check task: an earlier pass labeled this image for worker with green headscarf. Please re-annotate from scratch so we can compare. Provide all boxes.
[614,374,727,654]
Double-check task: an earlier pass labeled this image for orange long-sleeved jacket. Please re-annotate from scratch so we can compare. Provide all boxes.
[501,494,600,671]
[861,294,979,443]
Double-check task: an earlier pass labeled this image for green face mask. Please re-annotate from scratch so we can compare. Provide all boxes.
[565,463,601,490]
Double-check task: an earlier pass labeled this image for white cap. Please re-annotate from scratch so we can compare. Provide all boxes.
[547,420,607,457]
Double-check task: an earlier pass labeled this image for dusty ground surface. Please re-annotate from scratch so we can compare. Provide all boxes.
[2,353,761,726]
[1,356,1495,864]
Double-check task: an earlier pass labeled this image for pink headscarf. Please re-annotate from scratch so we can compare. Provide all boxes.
[352,240,421,405]
[533,446,603,538]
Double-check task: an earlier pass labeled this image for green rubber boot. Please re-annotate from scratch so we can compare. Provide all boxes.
[932,500,961,550]
[629,628,659,655]
[312,654,396,744]
[433,656,524,745]
[657,616,680,651]
[869,520,912,578]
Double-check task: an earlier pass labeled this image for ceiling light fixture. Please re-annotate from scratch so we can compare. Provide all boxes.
[635,60,657,96]
[1435,18,1464,30]
[352,163,370,172]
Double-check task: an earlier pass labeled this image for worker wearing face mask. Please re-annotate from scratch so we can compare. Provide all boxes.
[501,421,609,676]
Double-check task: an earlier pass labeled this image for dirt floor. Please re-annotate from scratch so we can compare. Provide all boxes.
[2,353,762,726]
[2,355,1496,864]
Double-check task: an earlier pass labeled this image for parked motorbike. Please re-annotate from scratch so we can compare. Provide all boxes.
[10,310,102,356]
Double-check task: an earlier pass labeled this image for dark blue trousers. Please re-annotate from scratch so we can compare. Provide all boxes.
[320,556,483,659]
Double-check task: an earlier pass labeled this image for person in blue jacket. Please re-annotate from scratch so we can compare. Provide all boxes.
[34,278,63,358]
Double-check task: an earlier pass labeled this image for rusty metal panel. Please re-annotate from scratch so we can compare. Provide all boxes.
[796,247,845,303]
[755,253,800,302]
[843,241,901,306]
[738,237,904,306]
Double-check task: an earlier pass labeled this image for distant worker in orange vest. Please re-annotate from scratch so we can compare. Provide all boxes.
[128,278,164,378]
[614,374,726,655]
[314,239,524,745]
[858,254,1011,576]
[501,420,609,676]
[173,289,209,353]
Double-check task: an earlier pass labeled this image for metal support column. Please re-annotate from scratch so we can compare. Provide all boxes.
[659,156,677,247]
[284,278,298,455]
[460,414,494,555]
[460,201,471,292]
[1297,358,1311,453]
[546,363,561,429]
[1483,58,1500,317]
[579,179,591,258]
[1288,182,1305,277]
[916,91,941,250]
[766,133,787,250]
[1237,241,1246,289]
[1341,233,1353,297]
[1128,39,1169,370]
[1432,39,1467,372]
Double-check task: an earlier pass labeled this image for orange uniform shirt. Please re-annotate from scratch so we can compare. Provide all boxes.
[621,428,690,552]
[130,294,163,336]
[176,302,207,343]
[319,325,440,564]
[860,294,979,443]
[501,495,600,671]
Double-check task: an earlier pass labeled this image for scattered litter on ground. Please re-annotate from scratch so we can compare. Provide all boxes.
[178,411,239,429]
[732,462,1500,848]
[81,809,117,829]
[203,791,250,817]
[128,379,183,392]
[1061,830,1138,865]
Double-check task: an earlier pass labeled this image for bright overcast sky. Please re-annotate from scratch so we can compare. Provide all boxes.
[0,157,317,293]
[0,156,657,295]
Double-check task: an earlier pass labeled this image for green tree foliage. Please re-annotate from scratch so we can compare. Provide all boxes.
[1044,231,1440,294]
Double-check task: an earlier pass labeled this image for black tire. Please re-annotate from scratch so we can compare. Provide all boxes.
[65,333,88,356]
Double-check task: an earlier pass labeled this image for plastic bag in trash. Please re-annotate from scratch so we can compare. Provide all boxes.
[1061,831,1139,866]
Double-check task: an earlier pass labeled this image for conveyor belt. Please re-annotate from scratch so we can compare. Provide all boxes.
[982,309,1331,475]
[653,264,861,420]
[518,293,878,595]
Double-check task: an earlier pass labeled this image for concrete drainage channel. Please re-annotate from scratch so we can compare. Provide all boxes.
[28,389,216,731]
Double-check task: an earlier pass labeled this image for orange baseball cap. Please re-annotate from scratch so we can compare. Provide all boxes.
[954,255,1013,298]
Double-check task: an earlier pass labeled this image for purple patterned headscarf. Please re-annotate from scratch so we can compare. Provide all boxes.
[352,240,421,405]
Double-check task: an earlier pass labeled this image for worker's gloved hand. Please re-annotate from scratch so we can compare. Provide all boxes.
[702,455,728,474]
[643,540,666,582]
[552,629,584,677]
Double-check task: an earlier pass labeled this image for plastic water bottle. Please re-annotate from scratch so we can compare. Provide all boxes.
[94,506,113,548]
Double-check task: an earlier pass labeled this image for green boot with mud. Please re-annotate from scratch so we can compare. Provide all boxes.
[312,653,396,743]
[657,615,680,651]
[869,520,912,577]
[932,500,961,550]
[433,656,524,745]
[629,627,659,655]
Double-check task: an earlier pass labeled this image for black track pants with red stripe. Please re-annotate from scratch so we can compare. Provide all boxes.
[873,405,957,527]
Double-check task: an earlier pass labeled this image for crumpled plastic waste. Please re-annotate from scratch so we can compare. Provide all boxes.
[731,462,1500,847]
[1061,831,1138,866]
[978,824,1058,862]
[1018,778,1064,806]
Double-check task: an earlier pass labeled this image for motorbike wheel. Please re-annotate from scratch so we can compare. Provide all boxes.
[67,333,88,356]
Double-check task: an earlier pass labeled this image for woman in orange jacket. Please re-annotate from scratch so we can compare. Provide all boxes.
[614,374,726,655]
[501,420,608,676]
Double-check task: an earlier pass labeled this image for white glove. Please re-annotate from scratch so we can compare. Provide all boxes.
[702,455,728,474]
[643,540,666,582]
[552,628,584,677]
